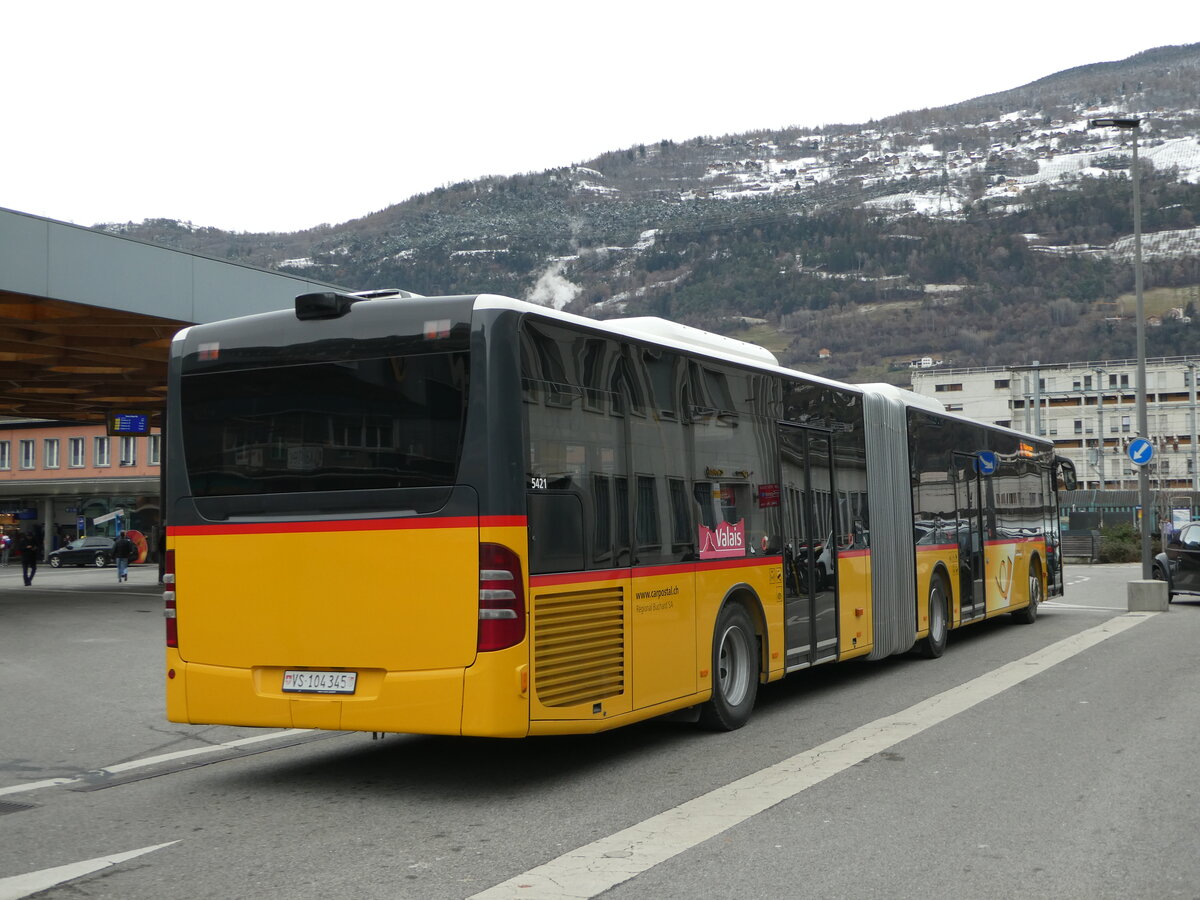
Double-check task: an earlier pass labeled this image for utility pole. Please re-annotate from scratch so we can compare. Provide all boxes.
[1095,366,1106,488]
[1032,361,1042,436]
[1190,362,1198,495]
[1090,115,1152,580]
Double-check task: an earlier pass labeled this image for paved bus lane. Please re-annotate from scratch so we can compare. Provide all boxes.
[2,565,1198,899]
[0,563,313,795]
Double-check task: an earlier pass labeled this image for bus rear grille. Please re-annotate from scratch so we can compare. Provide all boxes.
[533,587,625,707]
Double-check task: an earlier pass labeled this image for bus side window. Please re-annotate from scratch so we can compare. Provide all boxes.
[527,493,585,574]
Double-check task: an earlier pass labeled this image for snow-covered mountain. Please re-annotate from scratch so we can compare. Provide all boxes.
[101,42,1200,382]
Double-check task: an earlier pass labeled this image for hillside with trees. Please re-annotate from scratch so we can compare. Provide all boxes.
[98,43,1200,384]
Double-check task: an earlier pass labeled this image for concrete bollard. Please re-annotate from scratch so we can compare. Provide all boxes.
[1127,579,1169,612]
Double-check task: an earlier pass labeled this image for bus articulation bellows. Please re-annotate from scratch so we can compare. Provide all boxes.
[164,290,1074,737]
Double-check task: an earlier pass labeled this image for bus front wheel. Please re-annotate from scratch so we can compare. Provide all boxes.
[1012,559,1042,624]
[916,577,948,659]
[699,603,759,731]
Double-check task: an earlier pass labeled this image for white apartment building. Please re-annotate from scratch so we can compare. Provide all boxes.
[911,356,1200,496]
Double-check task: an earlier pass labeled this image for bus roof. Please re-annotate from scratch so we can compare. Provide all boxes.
[473,295,778,367]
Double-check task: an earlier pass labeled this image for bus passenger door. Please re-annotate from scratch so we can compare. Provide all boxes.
[954,452,986,621]
[778,425,838,671]
[1044,465,1063,595]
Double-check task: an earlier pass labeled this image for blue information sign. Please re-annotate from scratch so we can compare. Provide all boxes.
[1127,437,1154,466]
[108,411,150,436]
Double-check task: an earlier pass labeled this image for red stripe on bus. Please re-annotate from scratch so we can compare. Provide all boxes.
[529,555,780,588]
[168,515,525,537]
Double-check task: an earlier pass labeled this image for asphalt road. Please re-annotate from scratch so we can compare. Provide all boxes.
[1,562,1197,899]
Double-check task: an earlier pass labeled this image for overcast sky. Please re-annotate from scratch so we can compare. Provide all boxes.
[3,2,1195,234]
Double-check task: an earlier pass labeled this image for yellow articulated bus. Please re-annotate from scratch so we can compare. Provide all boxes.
[164,290,1075,737]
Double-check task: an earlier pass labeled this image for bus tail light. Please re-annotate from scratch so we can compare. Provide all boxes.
[478,543,525,652]
[164,549,178,648]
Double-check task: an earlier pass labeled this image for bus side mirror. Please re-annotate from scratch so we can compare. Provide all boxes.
[1055,456,1077,491]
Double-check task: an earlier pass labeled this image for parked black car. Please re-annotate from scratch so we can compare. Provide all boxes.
[1152,522,1200,603]
[48,536,115,568]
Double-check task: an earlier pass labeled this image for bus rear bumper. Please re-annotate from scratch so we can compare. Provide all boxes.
[166,647,531,736]
[166,651,462,734]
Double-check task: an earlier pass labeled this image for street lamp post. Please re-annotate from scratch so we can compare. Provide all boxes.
[1089,115,1151,578]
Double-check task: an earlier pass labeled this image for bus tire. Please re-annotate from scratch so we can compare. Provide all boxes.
[699,602,759,731]
[915,575,948,659]
[1012,558,1042,624]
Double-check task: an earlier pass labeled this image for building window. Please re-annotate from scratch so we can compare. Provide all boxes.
[945,403,964,411]
[148,434,161,466]
[1121,416,1131,433]
[20,440,35,469]
[1084,375,1093,390]
[1074,420,1083,434]
[44,438,60,469]
[935,383,963,392]
[119,436,137,467]
[69,437,85,467]
[0,441,9,470]
[994,379,1010,389]
[94,436,111,467]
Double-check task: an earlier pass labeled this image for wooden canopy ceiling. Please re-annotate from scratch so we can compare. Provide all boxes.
[0,290,189,425]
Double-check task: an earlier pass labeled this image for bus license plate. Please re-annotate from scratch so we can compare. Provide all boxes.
[282,670,357,694]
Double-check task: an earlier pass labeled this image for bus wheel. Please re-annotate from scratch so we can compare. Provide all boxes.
[1012,559,1042,624]
[699,603,759,731]
[916,576,948,659]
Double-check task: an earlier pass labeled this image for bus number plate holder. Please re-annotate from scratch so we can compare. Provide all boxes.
[282,670,358,694]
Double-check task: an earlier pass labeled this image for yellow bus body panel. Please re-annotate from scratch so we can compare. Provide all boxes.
[173,526,479,671]
[631,568,697,709]
[837,551,873,659]
[985,538,1044,615]
[914,545,956,635]
[167,522,494,734]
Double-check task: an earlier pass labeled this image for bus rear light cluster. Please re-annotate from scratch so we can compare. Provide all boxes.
[477,543,525,652]
[164,549,178,648]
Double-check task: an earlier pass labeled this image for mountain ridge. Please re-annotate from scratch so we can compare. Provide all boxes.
[99,43,1200,384]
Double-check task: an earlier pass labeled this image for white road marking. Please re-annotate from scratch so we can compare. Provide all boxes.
[0,730,312,798]
[1042,601,1124,611]
[0,842,177,900]
[471,613,1153,899]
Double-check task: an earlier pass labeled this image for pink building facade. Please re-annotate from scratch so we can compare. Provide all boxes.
[0,420,161,558]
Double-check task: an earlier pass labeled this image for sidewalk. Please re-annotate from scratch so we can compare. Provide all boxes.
[0,559,162,592]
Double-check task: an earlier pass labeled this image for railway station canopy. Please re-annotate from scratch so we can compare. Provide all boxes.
[0,207,340,425]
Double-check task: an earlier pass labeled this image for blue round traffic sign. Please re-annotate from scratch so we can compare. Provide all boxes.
[1127,437,1153,466]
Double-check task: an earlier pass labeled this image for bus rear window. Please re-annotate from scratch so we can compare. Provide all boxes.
[180,352,469,497]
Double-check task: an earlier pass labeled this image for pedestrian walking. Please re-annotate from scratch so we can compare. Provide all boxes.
[19,532,39,586]
[113,532,135,583]
[0,532,11,567]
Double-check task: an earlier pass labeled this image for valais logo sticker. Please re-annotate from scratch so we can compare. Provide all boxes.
[700,519,747,560]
